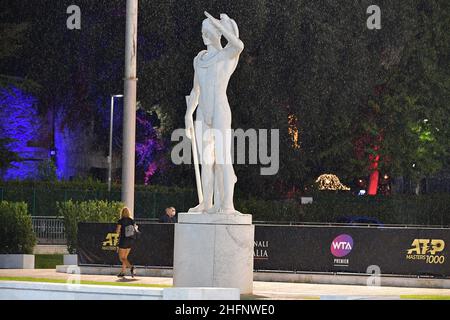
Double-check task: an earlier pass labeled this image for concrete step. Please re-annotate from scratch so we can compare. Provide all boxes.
[0,281,239,300]
[56,265,450,289]
[34,245,68,255]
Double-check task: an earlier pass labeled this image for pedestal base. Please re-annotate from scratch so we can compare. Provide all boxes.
[173,213,254,295]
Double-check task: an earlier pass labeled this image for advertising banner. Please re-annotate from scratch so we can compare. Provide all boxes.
[253,225,450,277]
[77,222,174,267]
[78,222,450,277]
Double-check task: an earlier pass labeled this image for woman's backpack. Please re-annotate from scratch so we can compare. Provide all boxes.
[125,224,140,239]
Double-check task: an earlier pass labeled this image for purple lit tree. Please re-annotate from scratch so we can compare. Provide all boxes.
[135,109,167,185]
[96,99,167,185]
[0,86,41,180]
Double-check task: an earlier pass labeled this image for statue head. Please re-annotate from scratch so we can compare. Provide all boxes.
[202,18,221,46]
[202,14,239,47]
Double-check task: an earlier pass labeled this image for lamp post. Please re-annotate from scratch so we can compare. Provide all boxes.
[122,0,138,217]
[108,94,123,192]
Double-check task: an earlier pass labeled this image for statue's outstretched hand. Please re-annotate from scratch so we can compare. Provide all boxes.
[204,11,221,29]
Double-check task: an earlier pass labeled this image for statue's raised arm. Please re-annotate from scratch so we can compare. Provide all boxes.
[204,11,244,58]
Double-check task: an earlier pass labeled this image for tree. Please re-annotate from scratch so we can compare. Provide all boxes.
[0,1,38,91]
[1,0,449,198]
[0,4,26,174]
[0,138,20,175]
[371,0,450,192]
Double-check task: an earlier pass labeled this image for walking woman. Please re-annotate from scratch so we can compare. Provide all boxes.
[116,207,136,278]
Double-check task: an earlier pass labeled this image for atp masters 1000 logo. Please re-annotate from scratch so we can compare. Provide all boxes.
[102,233,119,251]
[406,239,445,264]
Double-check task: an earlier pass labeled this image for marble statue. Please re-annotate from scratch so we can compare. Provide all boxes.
[185,11,244,214]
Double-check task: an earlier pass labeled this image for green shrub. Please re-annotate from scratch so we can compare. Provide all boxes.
[0,201,36,254]
[37,159,57,182]
[57,200,124,254]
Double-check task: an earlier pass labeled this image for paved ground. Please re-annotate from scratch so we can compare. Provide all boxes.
[1,269,450,300]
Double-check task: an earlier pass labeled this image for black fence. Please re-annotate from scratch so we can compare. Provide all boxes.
[0,187,197,218]
[78,222,450,277]
[3,186,450,225]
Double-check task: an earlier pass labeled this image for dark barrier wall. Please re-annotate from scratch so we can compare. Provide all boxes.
[254,225,450,277]
[78,223,450,277]
[78,223,174,267]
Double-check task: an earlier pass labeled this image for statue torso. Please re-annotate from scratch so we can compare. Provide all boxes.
[195,48,240,126]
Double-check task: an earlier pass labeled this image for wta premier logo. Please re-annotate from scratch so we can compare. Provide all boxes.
[331,234,354,258]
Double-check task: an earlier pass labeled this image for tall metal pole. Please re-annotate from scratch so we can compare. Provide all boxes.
[108,96,114,193]
[122,0,138,217]
[108,95,123,193]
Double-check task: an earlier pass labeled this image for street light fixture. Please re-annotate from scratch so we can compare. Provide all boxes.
[108,94,124,192]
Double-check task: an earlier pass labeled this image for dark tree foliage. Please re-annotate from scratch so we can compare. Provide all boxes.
[0,0,449,198]
[0,138,20,174]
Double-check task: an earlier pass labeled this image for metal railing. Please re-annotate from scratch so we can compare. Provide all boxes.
[30,217,159,245]
[31,216,66,245]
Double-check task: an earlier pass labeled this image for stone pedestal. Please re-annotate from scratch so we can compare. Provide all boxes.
[63,254,78,266]
[173,213,254,295]
[0,255,34,269]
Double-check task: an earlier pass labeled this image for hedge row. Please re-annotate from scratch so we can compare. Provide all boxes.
[0,201,36,254]
[57,200,124,254]
[0,179,193,193]
[237,193,450,226]
[1,180,450,226]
